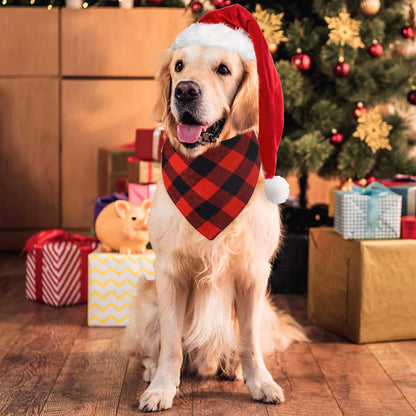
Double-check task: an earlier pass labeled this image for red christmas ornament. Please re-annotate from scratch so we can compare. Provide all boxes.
[352,102,368,119]
[368,40,383,57]
[333,58,350,78]
[190,0,202,13]
[147,0,164,3]
[213,0,231,8]
[330,129,344,145]
[401,26,415,39]
[291,49,311,72]
[408,88,416,105]
[366,176,377,184]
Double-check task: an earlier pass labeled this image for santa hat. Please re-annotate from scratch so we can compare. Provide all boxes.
[171,4,289,204]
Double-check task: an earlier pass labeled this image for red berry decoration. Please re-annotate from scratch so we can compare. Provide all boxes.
[352,102,368,119]
[408,88,416,105]
[291,49,311,72]
[190,0,202,13]
[213,0,231,8]
[333,59,350,78]
[368,40,383,57]
[401,26,415,39]
[330,129,344,145]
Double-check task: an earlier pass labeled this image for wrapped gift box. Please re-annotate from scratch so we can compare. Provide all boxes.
[388,184,416,217]
[98,145,134,196]
[135,127,166,161]
[24,230,99,306]
[128,183,157,206]
[308,227,416,343]
[88,250,156,327]
[128,157,161,184]
[334,183,402,239]
[401,216,416,239]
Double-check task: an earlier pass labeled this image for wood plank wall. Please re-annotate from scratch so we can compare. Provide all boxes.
[0,7,337,250]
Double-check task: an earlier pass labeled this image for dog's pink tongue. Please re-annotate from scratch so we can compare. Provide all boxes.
[177,124,204,144]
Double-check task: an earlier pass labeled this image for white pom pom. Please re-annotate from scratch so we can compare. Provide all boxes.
[264,176,290,204]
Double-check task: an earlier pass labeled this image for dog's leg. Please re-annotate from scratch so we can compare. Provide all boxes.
[139,264,188,412]
[235,273,285,404]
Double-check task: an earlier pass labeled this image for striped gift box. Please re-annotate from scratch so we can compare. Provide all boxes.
[334,183,402,239]
[25,230,99,306]
[87,250,155,327]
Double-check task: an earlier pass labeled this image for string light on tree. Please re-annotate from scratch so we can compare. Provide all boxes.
[368,40,383,57]
[353,102,368,119]
[330,129,344,145]
[360,0,381,15]
[291,48,311,72]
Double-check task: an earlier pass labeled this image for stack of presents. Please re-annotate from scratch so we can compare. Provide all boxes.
[309,175,416,343]
[24,128,165,327]
[23,141,416,344]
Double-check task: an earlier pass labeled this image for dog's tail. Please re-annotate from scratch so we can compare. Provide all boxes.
[261,297,308,355]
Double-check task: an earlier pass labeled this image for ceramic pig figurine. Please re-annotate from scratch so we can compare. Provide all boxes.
[95,199,152,254]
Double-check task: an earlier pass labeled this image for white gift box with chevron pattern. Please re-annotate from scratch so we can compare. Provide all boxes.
[87,251,155,327]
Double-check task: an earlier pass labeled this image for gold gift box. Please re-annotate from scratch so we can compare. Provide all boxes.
[128,158,161,184]
[308,227,416,343]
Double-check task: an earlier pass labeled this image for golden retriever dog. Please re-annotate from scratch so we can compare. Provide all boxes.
[122,19,307,413]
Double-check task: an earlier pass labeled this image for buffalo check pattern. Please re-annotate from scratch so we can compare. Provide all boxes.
[162,132,260,240]
[334,190,402,239]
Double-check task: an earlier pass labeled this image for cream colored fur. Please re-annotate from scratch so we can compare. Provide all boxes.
[121,45,307,412]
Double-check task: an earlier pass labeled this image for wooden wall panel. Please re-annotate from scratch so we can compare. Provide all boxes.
[61,79,157,229]
[0,8,59,76]
[61,8,192,77]
[0,78,60,230]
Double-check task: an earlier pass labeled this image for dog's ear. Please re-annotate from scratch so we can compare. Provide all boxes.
[152,50,172,122]
[230,60,259,133]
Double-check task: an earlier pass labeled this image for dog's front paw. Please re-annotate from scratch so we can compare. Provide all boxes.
[139,383,177,412]
[246,378,285,404]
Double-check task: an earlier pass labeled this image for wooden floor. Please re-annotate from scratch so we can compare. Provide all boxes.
[1,253,416,416]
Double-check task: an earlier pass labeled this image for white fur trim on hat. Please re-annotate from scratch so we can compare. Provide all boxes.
[264,176,290,204]
[172,23,256,62]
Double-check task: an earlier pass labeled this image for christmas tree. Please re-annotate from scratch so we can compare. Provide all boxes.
[191,0,416,207]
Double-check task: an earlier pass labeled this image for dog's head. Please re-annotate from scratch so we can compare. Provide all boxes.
[152,44,259,157]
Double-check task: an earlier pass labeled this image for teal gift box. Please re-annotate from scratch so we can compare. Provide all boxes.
[334,183,402,239]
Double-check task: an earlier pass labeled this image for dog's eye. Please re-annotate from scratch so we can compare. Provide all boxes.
[217,64,230,75]
[175,60,183,72]
[131,216,137,221]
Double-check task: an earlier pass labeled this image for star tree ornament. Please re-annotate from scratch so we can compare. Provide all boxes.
[325,10,365,50]
[253,4,288,53]
[353,107,393,153]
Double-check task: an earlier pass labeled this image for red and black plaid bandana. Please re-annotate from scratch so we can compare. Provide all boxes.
[162,131,260,240]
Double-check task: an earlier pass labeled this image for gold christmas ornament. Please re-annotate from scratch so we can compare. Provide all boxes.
[268,43,278,55]
[325,10,365,50]
[340,178,354,192]
[253,4,288,47]
[353,107,393,153]
[360,0,381,15]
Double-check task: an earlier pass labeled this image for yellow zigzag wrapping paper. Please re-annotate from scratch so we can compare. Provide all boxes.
[87,251,155,327]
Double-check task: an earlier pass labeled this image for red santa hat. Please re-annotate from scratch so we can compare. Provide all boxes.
[171,4,289,204]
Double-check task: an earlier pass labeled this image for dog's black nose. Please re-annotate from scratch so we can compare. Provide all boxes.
[174,81,201,103]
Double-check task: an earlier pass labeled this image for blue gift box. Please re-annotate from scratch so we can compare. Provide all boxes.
[388,184,416,217]
[334,183,402,239]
